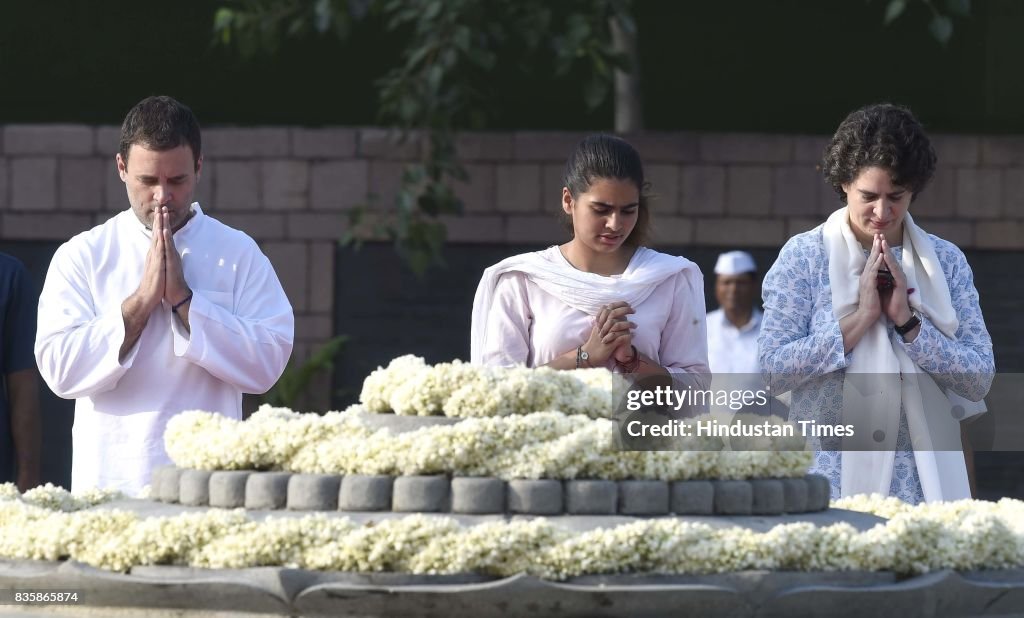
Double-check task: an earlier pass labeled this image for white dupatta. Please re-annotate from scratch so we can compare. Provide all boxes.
[470,246,698,364]
[824,207,984,502]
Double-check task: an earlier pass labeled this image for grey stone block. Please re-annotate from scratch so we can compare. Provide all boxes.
[618,481,670,515]
[392,475,450,512]
[782,477,809,513]
[156,466,183,503]
[451,477,505,514]
[750,479,785,515]
[245,472,291,510]
[507,480,563,515]
[805,474,831,511]
[713,480,753,515]
[149,465,173,502]
[339,474,394,511]
[209,471,251,508]
[178,469,213,506]
[670,480,714,515]
[565,480,617,515]
[287,474,342,511]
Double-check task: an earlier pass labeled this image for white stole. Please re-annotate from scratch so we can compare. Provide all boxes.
[470,246,699,364]
[823,207,983,502]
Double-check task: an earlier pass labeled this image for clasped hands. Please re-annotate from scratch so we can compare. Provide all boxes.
[857,233,914,326]
[579,301,637,367]
[132,206,191,319]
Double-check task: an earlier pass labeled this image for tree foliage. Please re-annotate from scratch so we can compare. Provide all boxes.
[214,0,635,275]
[877,0,972,46]
[259,335,348,409]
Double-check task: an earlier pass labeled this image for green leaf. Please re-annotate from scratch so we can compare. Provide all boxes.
[402,164,425,185]
[426,63,444,93]
[929,14,953,45]
[945,0,971,17]
[423,0,443,20]
[212,8,234,33]
[260,336,348,409]
[883,0,906,25]
[453,25,472,53]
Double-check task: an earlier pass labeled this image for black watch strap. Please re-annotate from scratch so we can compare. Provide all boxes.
[894,311,921,336]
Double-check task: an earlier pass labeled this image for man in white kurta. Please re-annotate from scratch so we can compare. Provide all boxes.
[706,251,768,415]
[34,96,293,495]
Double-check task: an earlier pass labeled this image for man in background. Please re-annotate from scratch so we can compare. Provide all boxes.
[707,250,770,416]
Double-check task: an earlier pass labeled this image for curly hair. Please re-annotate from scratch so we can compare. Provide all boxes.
[561,134,651,246]
[822,103,936,203]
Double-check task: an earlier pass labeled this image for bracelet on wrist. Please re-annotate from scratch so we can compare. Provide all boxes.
[576,345,591,369]
[894,309,921,336]
[171,291,193,314]
[615,345,641,373]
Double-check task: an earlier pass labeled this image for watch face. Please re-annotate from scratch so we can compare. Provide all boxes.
[580,350,589,360]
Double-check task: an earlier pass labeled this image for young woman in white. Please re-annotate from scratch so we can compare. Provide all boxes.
[471,134,709,384]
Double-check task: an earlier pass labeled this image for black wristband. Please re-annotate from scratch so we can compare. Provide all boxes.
[171,291,193,314]
[894,311,921,336]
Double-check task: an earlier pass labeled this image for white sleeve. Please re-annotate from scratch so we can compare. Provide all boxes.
[170,249,294,394]
[479,272,532,367]
[659,269,711,389]
[34,243,139,399]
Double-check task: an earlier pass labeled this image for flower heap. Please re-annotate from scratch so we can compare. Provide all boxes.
[165,406,811,481]
[1,486,1022,577]
[0,483,121,512]
[359,355,624,419]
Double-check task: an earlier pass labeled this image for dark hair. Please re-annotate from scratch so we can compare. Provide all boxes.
[119,96,202,171]
[822,103,936,203]
[562,134,651,246]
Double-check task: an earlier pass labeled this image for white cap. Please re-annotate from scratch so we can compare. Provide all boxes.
[714,251,757,276]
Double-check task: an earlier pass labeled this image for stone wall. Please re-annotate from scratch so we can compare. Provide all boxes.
[3,125,1023,412]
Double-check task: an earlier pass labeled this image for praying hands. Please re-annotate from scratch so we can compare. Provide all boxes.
[120,206,193,360]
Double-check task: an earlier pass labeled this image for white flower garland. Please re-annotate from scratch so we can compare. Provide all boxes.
[165,407,811,481]
[0,490,1021,577]
[0,483,122,512]
[359,356,626,419]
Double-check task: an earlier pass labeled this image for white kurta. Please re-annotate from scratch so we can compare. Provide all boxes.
[35,204,294,495]
[479,247,709,379]
[706,308,770,416]
[706,308,762,376]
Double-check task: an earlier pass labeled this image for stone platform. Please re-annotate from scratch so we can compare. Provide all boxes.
[1,559,1022,617]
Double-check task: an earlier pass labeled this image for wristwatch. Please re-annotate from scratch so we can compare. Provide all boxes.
[576,346,590,369]
[894,310,921,336]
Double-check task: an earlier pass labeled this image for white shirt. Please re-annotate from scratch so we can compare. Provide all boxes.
[706,308,762,375]
[35,204,294,495]
[480,247,709,379]
[706,308,769,416]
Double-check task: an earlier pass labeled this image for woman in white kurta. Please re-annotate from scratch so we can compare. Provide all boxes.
[471,135,708,384]
[759,104,994,504]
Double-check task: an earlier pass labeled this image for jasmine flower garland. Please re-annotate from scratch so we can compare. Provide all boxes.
[359,356,626,419]
[165,407,812,481]
[0,490,1021,577]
